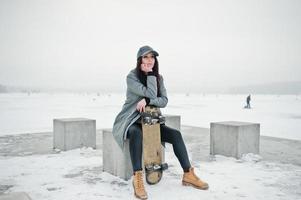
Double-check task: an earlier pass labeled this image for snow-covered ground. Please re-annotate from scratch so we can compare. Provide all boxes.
[1,92,301,199]
[0,93,300,140]
[1,147,300,200]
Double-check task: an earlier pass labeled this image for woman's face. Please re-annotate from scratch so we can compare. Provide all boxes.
[141,52,155,69]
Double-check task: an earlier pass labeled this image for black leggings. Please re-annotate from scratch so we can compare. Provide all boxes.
[127,122,191,172]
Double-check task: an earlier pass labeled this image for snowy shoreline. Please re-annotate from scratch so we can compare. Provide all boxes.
[1,93,301,141]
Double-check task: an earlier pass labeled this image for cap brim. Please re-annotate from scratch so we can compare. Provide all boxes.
[141,50,159,57]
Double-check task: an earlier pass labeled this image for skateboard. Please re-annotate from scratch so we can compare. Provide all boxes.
[141,105,168,185]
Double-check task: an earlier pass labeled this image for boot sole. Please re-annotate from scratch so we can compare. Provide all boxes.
[182,181,209,190]
[134,193,148,200]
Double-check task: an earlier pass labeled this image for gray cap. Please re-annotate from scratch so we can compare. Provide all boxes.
[137,45,159,59]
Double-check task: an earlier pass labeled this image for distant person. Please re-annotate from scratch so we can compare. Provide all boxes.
[246,94,251,108]
[112,45,209,199]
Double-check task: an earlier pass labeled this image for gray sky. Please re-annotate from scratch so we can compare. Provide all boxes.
[0,0,300,92]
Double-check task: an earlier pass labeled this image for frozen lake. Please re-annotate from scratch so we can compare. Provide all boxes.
[0,93,300,141]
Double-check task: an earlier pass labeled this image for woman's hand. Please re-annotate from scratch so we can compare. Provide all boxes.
[136,98,147,113]
[141,63,153,73]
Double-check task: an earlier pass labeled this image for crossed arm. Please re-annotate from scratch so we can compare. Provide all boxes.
[126,73,168,108]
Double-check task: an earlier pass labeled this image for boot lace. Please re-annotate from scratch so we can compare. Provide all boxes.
[136,172,145,192]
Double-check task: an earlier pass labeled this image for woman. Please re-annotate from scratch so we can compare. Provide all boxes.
[112,45,209,199]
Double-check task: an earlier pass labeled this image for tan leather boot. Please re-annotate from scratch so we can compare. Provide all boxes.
[182,167,209,190]
[132,170,148,199]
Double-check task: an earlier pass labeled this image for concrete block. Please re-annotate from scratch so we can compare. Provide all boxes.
[53,118,96,151]
[164,114,181,132]
[103,114,181,180]
[210,121,260,159]
[0,192,32,200]
[103,129,133,180]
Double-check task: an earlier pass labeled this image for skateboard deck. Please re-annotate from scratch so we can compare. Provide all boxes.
[141,105,168,185]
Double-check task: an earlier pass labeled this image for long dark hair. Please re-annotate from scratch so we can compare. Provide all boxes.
[136,56,161,97]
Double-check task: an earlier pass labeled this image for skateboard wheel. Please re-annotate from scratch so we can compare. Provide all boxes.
[161,163,168,170]
[143,116,151,124]
[159,116,166,124]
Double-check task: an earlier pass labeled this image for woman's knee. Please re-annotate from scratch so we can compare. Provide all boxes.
[172,129,183,140]
[163,126,183,143]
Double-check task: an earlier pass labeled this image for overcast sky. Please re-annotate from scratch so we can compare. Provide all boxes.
[0,0,300,92]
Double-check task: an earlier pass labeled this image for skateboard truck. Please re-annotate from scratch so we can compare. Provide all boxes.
[144,163,169,185]
[145,163,168,172]
[141,112,166,125]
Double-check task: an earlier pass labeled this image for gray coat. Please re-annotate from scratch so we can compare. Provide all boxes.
[112,68,168,149]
